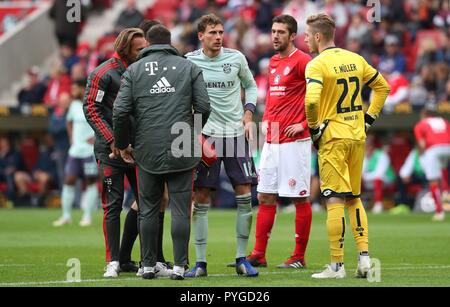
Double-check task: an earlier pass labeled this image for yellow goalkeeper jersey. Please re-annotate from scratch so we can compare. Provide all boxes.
[305,47,390,142]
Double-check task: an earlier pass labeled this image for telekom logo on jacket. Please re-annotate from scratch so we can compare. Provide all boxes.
[145,62,158,76]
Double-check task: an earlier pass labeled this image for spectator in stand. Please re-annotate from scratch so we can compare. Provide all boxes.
[17,66,47,106]
[70,62,87,82]
[49,0,86,49]
[346,13,369,45]
[415,37,445,70]
[444,78,450,102]
[409,76,429,111]
[60,44,80,76]
[362,135,396,214]
[255,58,270,107]
[345,0,364,16]
[13,136,57,207]
[87,33,116,73]
[48,92,71,189]
[0,136,22,206]
[282,0,318,34]
[177,0,205,24]
[380,60,410,113]
[254,0,278,33]
[115,0,144,32]
[435,62,449,98]
[322,0,349,46]
[378,34,406,74]
[43,62,71,108]
[76,42,92,68]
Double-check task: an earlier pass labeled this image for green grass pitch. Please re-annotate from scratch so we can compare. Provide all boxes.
[1,208,449,287]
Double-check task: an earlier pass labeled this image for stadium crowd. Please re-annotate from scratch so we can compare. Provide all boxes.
[0,0,449,214]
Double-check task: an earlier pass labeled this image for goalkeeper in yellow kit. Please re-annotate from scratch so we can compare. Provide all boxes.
[303,13,390,279]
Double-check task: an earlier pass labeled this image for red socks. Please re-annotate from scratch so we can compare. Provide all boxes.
[293,202,312,259]
[430,182,443,214]
[441,169,449,193]
[374,179,383,203]
[252,204,277,256]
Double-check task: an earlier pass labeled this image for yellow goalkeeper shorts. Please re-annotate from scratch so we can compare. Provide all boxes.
[318,138,365,198]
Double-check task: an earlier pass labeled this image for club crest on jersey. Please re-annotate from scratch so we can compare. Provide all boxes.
[274,74,281,85]
[283,66,291,75]
[222,63,232,74]
[270,68,276,74]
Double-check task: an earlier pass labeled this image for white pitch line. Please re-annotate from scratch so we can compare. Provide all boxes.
[0,271,296,286]
[0,264,35,267]
[1,266,450,286]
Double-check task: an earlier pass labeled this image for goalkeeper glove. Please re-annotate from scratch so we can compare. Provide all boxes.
[364,113,377,132]
[199,134,217,167]
[309,120,329,150]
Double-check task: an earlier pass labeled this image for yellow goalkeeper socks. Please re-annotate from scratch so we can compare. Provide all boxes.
[326,203,346,264]
[346,198,369,253]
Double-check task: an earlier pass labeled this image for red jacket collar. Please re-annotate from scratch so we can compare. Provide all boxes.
[112,52,128,68]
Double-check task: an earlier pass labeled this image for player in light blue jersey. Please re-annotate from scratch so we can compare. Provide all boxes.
[185,14,259,277]
[53,79,99,227]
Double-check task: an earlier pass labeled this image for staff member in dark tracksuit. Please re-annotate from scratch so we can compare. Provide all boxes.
[113,25,210,280]
[84,28,169,278]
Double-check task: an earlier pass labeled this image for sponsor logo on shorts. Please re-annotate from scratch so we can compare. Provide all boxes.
[323,189,333,197]
[299,189,307,196]
[288,178,296,188]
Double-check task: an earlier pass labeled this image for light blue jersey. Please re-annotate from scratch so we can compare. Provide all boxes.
[186,47,257,137]
[66,99,95,158]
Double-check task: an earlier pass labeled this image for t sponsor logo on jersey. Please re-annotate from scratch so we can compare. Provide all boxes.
[283,66,290,76]
[150,77,175,94]
[222,63,232,74]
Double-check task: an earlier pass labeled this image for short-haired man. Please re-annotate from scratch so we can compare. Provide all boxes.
[304,13,390,278]
[185,14,259,277]
[247,14,313,270]
[113,25,210,280]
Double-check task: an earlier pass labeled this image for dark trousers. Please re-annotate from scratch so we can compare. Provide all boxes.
[137,167,194,267]
[99,161,138,262]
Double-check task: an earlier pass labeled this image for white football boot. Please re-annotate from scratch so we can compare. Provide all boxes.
[103,261,120,278]
[356,255,371,278]
[79,218,92,227]
[312,265,346,279]
[170,265,185,280]
[52,217,72,227]
[372,202,383,214]
[155,262,172,277]
[432,212,445,222]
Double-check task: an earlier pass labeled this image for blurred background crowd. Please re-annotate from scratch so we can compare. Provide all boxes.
[0,0,449,214]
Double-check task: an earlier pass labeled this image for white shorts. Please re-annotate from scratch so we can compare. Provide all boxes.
[420,144,450,180]
[257,139,311,197]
